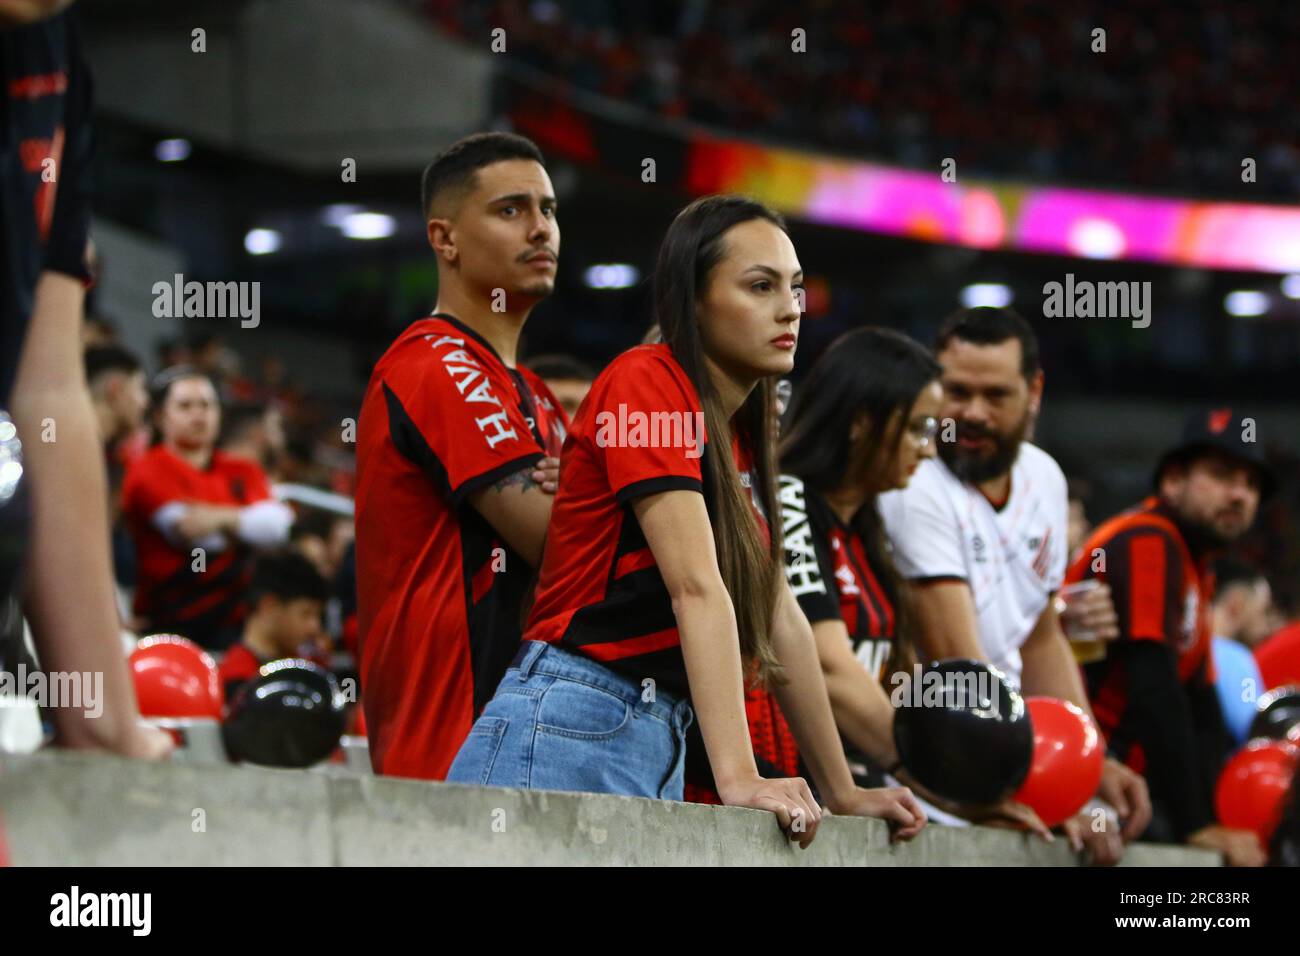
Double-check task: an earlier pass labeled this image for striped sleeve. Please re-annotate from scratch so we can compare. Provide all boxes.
[1105,529,1185,644]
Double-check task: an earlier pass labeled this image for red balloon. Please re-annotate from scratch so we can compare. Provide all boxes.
[1215,738,1299,843]
[129,634,222,720]
[1013,697,1105,827]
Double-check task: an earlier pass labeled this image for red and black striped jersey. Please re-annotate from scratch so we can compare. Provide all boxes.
[780,474,897,682]
[1064,495,1216,771]
[355,313,568,781]
[122,446,274,646]
[525,343,764,699]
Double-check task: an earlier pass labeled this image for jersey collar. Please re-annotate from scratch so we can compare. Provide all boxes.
[427,312,511,368]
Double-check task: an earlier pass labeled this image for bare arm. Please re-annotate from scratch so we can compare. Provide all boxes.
[633,489,822,842]
[11,273,169,757]
[908,578,987,662]
[1020,597,1154,850]
[164,500,293,550]
[633,490,756,790]
[466,465,554,567]
[770,582,926,835]
[768,585,859,808]
[1018,598,1090,711]
[811,618,899,767]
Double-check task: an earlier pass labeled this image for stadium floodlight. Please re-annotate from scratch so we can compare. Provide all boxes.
[321,204,363,227]
[339,212,397,240]
[154,138,191,163]
[960,283,1013,308]
[1224,290,1269,317]
[244,228,282,255]
[584,263,639,289]
[1068,217,1125,259]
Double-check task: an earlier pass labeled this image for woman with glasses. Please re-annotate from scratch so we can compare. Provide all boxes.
[686,328,940,799]
[779,326,940,708]
[717,327,1050,831]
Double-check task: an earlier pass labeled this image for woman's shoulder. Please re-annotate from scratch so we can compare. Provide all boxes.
[604,343,697,391]
[600,342,682,378]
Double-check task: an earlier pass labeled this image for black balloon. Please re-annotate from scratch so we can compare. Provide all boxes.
[1249,686,1300,741]
[892,658,1034,805]
[222,659,346,768]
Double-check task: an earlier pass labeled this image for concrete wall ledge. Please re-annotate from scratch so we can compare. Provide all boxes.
[0,751,1217,866]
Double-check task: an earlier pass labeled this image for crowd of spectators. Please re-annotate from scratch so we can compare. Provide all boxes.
[78,320,596,712]
[426,0,1300,201]
[82,322,358,663]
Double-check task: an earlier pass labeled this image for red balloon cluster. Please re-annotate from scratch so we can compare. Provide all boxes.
[1013,697,1106,827]
[128,634,222,720]
[1215,739,1299,843]
[129,636,352,768]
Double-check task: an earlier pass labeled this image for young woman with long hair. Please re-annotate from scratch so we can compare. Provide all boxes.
[448,196,925,846]
[754,327,1050,832]
[776,326,942,777]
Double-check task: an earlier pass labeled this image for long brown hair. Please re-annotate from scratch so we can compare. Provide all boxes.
[653,195,784,685]
[779,327,943,676]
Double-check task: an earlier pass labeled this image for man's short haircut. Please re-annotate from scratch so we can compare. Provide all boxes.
[84,345,141,385]
[525,353,595,383]
[85,316,118,337]
[1213,558,1266,600]
[934,306,1041,379]
[221,401,268,444]
[420,131,545,220]
[249,550,330,605]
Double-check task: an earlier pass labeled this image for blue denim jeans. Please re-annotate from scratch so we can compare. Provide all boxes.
[447,641,694,799]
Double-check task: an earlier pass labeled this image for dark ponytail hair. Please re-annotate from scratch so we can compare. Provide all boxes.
[654,195,784,685]
[779,326,941,672]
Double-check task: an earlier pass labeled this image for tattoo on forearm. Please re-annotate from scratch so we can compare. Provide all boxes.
[491,467,541,493]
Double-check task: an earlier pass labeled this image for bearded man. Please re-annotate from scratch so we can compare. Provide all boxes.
[1064,407,1273,866]
[878,306,1151,863]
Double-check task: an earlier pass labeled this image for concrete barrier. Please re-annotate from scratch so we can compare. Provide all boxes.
[0,751,1218,866]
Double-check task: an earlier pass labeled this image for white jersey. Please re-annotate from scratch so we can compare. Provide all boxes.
[877,443,1069,688]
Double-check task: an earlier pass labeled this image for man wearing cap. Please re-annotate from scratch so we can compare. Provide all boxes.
[1064,407,1274,866]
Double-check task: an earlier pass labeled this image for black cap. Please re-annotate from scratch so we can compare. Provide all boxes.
[1153,407,1275,499]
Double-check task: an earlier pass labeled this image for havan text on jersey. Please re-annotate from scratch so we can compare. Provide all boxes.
[424,334,518,448]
